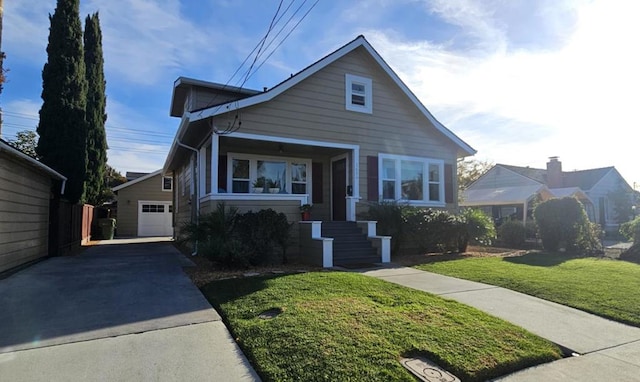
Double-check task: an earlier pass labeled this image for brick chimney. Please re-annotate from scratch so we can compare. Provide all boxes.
[546,156,563,188]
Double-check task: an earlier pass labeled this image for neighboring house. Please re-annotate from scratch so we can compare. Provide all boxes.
[0,138,66,273]
[163,35,476,266]
[112,169,173,237]
[462,156,633,229]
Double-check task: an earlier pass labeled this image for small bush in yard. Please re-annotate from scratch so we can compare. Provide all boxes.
[236,209,292,265]
[462,208,496,247]
[534,197,602,254]
[178,203,292,267]
[620,216,640,244]
[404,209,466,253]
[360,201,410,254]
[498,220,526,248]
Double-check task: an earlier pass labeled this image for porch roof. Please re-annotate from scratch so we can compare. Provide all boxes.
[549,187,591,202]
[461,185,550,206]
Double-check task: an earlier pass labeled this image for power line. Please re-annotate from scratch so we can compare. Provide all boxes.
[241,0,309,82]
[247,0,321,82]
[195,0,297,119]
[2,109,176,138]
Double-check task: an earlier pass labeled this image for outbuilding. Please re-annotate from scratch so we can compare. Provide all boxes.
[112,169,173,237]
[0,139,66,273]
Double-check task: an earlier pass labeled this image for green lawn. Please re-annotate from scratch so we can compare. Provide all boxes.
[416,253,640,327]
[202,272,561,382]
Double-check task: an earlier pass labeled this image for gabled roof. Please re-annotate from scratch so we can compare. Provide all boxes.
[112,169,162,192]
[0,138,67,183]
[496,164,615,191]
[563,167,615,190]
[498,164,547,184]
[170,77,261,117]
[178,35,476,157]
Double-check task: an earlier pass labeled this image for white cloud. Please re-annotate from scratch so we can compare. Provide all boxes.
[107,143,169,174]
[81,0,224,86]
[362,0,640,186]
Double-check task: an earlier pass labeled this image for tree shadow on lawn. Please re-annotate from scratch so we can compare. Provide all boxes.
[200,274,288,310]
[503,251,578,267]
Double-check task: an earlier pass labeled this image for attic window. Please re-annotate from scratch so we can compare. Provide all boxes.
[345,74,372,114]
[162,176,173,191]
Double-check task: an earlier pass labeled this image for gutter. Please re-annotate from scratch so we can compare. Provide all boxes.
[176,141,200,256]
[0,140,67,194]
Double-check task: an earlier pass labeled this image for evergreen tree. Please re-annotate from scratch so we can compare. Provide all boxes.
[36,0,88,204]
[83,12,108,206]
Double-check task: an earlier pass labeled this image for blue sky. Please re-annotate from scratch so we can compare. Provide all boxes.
[2,0,638,188]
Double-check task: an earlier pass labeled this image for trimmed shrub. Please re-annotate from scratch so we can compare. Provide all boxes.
[236,209,292,265]
[620,216,640,244]
[178,203,292,267]
[360,201,410,254]
[498,220,526,248]
[462,208,496,247]
[404,209,466,253]
[534,197,602,254]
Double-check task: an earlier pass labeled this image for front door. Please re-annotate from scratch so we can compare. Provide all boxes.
[332,158,347,221]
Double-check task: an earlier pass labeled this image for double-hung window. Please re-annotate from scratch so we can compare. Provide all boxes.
[345,74,372,114]
[379,154,444,205]
[162,176,173,191]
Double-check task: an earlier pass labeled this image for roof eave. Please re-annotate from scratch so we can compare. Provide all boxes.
[112,169,163,192]
[187,36,475,156]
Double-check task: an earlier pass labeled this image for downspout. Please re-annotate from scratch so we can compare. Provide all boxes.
[177,141,200,256]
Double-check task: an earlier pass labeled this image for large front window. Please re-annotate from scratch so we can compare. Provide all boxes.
[379,154,444,205]
[229,153,310,195]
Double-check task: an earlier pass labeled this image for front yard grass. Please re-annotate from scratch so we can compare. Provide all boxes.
[415,253,640,327]
[202,272,561,381]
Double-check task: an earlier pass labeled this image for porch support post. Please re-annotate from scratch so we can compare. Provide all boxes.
[347,147,360,221]
[211,133,219,194]
[523,199,528,241]
[198,145,206,200]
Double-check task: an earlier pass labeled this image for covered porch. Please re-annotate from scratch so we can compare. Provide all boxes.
[462,185,596,224]
[197,131,361,222]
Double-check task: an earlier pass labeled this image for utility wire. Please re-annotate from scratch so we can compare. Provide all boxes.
[195,0,295,119]
[247,0,320,82]
[216,0,285,135]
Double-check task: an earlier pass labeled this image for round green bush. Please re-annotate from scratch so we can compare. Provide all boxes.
[498,220,526,248]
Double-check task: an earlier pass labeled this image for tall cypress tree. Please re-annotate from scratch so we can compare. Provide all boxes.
[36,0,88,204]
[83,12,108,206]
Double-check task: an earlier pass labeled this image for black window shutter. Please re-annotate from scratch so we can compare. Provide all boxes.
[367,156,378,201]
[218,155,227,192]
[312,162,323,204]
[444,163,454,204]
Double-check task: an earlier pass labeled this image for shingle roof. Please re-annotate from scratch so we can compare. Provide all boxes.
[498,164,614,191]
[563,167,614,190]
[499,164,547,183]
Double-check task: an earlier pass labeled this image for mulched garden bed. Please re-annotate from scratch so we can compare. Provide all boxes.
[179,244,526,288]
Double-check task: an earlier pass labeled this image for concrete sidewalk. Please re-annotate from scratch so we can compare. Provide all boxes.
[362,265,640,381]
[0,240,260,381]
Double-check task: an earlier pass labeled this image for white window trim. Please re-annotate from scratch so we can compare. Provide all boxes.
[162,176,173,192]
[378,153,445,207]
[227,152,312,199]
[345,74,372,114]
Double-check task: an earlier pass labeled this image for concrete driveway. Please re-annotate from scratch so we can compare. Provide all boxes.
[0,239,260,381]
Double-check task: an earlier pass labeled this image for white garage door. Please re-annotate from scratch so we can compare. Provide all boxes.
[137,201,173,236]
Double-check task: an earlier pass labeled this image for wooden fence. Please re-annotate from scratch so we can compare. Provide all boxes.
[49,200,94,256]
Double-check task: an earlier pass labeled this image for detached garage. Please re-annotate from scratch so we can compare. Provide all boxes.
[113,170,173,237]
[0,139,66,273]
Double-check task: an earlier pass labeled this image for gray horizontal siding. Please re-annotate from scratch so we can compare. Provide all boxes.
[0,154,51,272]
